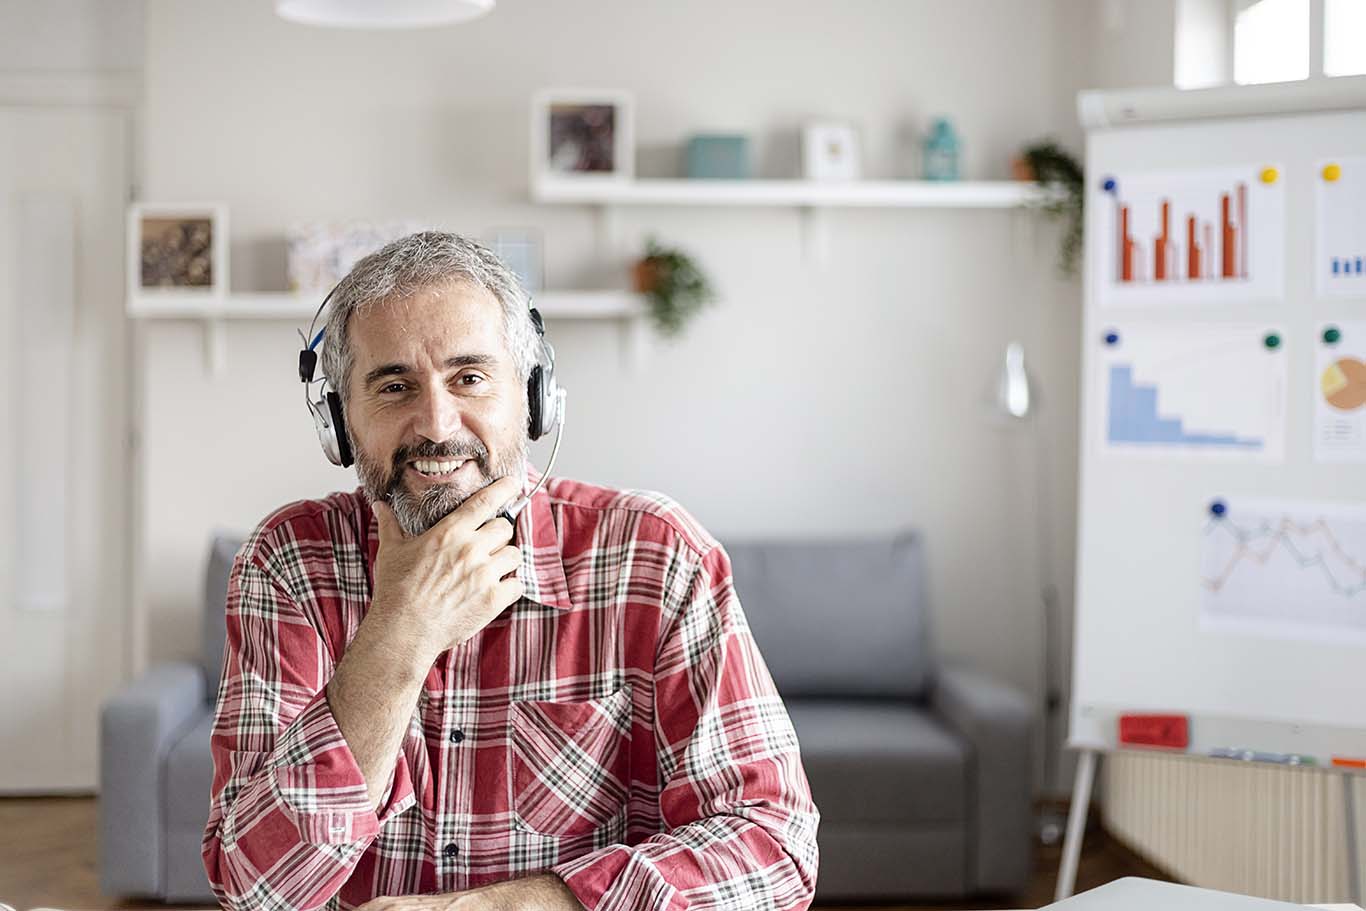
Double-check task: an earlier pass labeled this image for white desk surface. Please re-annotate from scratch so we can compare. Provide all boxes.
[996,906,1361,910]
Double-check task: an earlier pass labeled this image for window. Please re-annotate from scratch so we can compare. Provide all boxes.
[1234,0,1308,84]
[1325,0,1366,76]
[1174,0,1366,87]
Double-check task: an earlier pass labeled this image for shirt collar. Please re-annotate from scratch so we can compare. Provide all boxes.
[362,457,573,613]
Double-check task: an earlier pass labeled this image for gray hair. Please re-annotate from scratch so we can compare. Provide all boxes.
[319,231,539,413]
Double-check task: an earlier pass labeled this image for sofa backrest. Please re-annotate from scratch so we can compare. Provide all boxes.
[721,531,933,701]
[199,530,934,702]
[202,532,246,695]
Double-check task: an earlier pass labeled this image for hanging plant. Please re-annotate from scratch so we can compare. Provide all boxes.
[1015,139,1085,277]
[632,236,716,338]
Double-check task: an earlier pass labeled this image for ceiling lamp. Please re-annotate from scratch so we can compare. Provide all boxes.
[276,0,495,28]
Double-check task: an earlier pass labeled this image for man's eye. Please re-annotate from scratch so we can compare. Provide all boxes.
[457,374,483,386]
[380,383,408,394]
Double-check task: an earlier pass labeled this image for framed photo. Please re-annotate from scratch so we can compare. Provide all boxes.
[127,203,228,299]
[802,122,861,181]
[530,89,634,188]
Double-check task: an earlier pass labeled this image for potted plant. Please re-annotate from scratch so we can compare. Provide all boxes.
[633,237,716,338]
[1014,140,1085,277]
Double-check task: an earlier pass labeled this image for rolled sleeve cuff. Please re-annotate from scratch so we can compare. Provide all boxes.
[551,846,682,911]
[269,688,416,846]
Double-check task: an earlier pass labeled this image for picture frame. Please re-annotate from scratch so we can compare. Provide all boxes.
[127,202,228,300]
[530,89,634,189]
[802,121,861,181]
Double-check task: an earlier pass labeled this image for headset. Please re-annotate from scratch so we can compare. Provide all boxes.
[297,283,567,526]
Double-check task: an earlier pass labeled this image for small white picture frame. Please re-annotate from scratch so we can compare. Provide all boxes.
[127,202,228,300]
[802,122,861,181]
[530,89,634,190]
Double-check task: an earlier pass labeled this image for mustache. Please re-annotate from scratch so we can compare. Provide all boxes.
[392,438,489,468]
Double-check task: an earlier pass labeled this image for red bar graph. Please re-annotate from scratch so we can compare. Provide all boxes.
[1114,181,1249,284]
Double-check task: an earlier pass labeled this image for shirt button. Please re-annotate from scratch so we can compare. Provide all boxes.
[443,842,459,859]
[449,728,464,744]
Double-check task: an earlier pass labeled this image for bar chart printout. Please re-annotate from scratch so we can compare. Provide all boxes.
[1097,165,1285,306]
[1201,497,1366,644]
[1316,157,1366,298]
[1098,325,1286,462]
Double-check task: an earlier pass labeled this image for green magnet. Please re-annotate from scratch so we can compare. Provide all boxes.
[1324,326,1342,345]
[1263,333,1281,350]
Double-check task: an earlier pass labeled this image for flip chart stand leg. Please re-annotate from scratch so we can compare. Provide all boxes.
[1345,772,1362,908]
[1056,748,1099,902]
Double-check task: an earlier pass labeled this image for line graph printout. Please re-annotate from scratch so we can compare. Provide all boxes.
[1316,157,1366,298]
[1316,321,1366,462]
[1097,324,1286,462]
[1096,164,1285,307]
[1201,497,1366,644]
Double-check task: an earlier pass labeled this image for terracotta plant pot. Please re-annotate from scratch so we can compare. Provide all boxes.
[633,258,661,294]
[1010,156,1036,182]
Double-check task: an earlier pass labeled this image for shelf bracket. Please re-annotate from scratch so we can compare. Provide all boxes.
[203,318,227,376]
[800,206,829,267]
[595,204,622,261]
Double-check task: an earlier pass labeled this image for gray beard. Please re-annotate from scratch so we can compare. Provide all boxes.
[356,433,529,537]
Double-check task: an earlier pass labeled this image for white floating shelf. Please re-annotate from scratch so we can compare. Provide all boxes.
[127,289,646,320]
[127,290,649,373]
[532,177,1048,208]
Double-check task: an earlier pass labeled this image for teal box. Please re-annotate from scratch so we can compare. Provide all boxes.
[685,135,750,179]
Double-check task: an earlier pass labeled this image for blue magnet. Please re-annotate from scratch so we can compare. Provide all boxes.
[1103,330,1120,346]
[1101,177,1117,193]
[1210,499,1227,518]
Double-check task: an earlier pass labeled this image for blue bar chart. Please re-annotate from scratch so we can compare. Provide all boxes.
[1107,366,1262,448]
[1098,325,1286,461]
[1317,157,1366,297]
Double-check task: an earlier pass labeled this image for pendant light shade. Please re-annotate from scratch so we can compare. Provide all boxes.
[276,0,494,28]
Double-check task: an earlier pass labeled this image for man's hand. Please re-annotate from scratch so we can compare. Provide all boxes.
[369,474,525,665]
[354,873,585,911]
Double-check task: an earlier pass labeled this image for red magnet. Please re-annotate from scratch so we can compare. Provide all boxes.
[1118,714,1189,749]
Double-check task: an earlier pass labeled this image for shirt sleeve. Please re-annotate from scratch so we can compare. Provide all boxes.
[201,548,417,911]
[549,543,821,911]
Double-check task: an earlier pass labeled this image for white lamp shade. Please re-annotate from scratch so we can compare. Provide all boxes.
[276,0,494,28]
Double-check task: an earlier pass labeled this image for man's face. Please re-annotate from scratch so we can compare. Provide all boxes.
[346,280,528,537]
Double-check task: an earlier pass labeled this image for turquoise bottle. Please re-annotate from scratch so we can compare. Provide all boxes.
[922,117,961,181]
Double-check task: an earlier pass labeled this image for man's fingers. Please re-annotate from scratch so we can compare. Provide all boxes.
[451,474,524,532]
[475,516,516,553]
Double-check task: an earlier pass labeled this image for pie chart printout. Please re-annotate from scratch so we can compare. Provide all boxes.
[1315,322,1366,462]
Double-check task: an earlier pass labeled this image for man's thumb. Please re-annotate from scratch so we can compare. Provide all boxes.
[373,500,398,538]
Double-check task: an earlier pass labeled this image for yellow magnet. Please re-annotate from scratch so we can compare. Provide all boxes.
[1259,166,1279,184]
[1323,163,1342,182]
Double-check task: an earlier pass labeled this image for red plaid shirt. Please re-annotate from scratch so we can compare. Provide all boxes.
[202,462,819,911]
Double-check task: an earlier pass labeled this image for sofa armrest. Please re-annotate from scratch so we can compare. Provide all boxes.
[928,663,1035,895]
[99,661,209,897]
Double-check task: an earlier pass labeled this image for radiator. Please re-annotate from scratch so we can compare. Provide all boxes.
[1103,751,1366,904]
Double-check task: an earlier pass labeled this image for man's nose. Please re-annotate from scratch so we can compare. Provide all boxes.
[412,383,463,443]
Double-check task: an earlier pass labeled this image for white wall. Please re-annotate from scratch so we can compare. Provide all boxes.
[136,0,1179,793]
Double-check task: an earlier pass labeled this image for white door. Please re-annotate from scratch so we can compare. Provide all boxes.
[0,105,132,792]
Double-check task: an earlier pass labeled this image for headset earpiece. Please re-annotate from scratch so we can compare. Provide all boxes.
[325,389,354,467]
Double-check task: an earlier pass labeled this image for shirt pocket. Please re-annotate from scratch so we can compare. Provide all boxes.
[508,684,632,837]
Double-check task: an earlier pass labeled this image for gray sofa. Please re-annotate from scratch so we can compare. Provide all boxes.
[100,530,1033,903]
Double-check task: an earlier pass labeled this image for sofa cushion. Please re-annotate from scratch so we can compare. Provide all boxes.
[723,532,931,699]
[787,699,967,826]
[202,532,245,694]
[164,712,216,832]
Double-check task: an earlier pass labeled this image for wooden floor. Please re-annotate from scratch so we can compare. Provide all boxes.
[0,797,1174,910]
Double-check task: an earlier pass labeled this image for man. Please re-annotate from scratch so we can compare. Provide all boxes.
[201,232,819,911]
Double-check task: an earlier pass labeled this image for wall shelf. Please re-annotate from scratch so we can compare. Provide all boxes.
[531,177,1051,264]
[127,290,649,373]
[532,177,1048,208]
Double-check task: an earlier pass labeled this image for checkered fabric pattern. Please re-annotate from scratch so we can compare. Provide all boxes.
[201,461,820,911]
